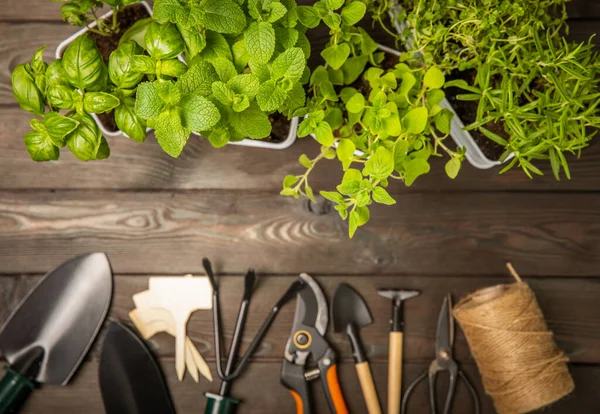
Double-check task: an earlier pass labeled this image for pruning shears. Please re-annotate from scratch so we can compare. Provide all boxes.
[281,273,349,414]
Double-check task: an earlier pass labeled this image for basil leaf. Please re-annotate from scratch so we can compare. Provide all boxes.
[115,96,147,142]
[62,34,107,91]
[47,85,75,109]
[119,17,153,48]
[12,64,45,116]
[44,112,79,146]
[83,92,120,114]
[131,55,156,74]
[96,136,110,160]
[109,41,145,89]
[24,130,59,162]
[144,22,185,60]
[159,59,188,77]
[66,113,103,161]
[46,60,69,88]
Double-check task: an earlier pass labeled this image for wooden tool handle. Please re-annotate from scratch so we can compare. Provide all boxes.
[355,361,382,414]
[388,331,403,414]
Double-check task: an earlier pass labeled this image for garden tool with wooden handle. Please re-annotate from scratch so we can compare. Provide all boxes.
[332,283,381,414]
[377,289,420,414]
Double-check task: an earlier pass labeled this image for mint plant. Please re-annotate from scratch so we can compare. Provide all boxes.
[12,36,119,161]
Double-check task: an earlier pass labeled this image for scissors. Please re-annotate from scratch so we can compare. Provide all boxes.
[401,294,480,414]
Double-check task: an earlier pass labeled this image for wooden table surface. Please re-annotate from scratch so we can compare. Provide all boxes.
[1,1,599,413]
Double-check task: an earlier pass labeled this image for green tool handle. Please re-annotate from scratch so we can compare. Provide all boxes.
[204,392,240,414]
[0,366,35,414]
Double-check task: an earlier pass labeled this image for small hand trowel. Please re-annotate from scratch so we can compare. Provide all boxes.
[332,283,382,414]
[0,253,113,413]
[99,321,176,414]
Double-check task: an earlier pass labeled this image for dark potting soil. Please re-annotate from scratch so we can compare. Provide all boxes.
[97,111,118,132]
[445,70,508,161]
[267,112,291,142]
[90,4,150,64]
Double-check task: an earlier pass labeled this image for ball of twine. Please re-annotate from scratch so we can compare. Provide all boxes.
[453,263,574,414]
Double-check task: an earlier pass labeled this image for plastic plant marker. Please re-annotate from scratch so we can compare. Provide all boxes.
[148,276,213,380]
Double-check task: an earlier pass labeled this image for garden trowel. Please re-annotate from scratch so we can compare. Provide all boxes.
[99,321,176,414]
[0,253,113,413]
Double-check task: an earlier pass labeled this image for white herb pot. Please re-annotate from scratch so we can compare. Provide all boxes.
[388,6,513,169]
[55,1,298,150]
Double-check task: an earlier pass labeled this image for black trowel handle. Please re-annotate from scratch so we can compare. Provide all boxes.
[0,367,35,413]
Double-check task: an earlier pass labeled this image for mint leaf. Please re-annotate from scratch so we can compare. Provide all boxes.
[135,82,165,119]
[423,66,445,90]
[154,108,190,157]
[372,187,396,205]
[228,74,260,98]
[249,61,271,83]
[256,79,287,111]
[404,158,430,186]
[341,2,366,26]
[201,0,246,34]
[272,48,305,81]
[153,0,183,22]
[296,6,320,28]
[211,57,237,82]
[25,130,59,161]
[245,22,276,64]
[402,107,429,134]
[275,27,299,49]
[197,31,232,62]
[206,127,230,148]
[321,43,350,70]
[212,81,234,105]
[232,103,272,138]
[178,61,218,96]
[180,95,221,131]
[295,32,311,59]
[364,147,394,179]
[264,2,288,23]
[232,39,249,71]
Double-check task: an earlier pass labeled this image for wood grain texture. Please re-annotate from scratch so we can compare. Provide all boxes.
[11,359,599,414]
[1,274,599,364]
[3,108,600,191]
[0,191,599,276]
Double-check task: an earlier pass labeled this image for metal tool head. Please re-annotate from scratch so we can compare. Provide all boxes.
[377,289,420,304]
[435,294,454,360]
[331,283,373,333]
[99,322,176,414]
[294,273,328,336]
[0,253,113,385]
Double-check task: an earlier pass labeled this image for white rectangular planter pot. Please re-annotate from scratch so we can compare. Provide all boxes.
[388,6,512,169]
[55,1,298,150]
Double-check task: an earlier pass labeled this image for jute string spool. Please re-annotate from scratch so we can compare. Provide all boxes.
[453,263,574,414]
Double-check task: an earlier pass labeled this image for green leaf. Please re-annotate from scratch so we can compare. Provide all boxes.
[402,107,429,134]
[62,34,107,91]
[44,112,79,146]
[144,22,185,60]
[337,180,360,196]
[109,41,145,89]
[314,122,334,146]
[178,61,219,96]
[154,108,190,157]
[178,23,205,59]
[212,82,234,106]
[131,55,156,74]
[153,0,184,23]
[364,147,394,179]
[445,158,461,179]
[232,103,272,138]
[211,57,237,82]
[66,113,103,161]
[404,158,430,186]
[272,48,305,81]
[349,206,369,237]
[228,74,260,98]
[320,191,344,204]
[343,168,362,182]
[24,130,59,162]
[283,175,299,188]
[83,92,120,114]
[423,66,445,90]
[324,107,343,130]
[264,1,288,23]
[12,64,45,116]
[341,2,366,26]
[201,0,246,34]
[180,95,221,131]
[323,13,341,29]
[324,0,344,11]
[297,118,312,138]
[256,79,287,111]
[299,154,312,168]
[336,139,355,170]
[160,59,188,77]
[295,32,311,59]
[372,187,396,205]
[296,6,320,28]
[346,93,365,113]
[45,60,69,88]
[321,43,350,71]
[245,21,276,64]
[206,127,230,148]
[135,82,165,119]
[275,27,299,50]
[120,17,153,48]
[47,85,74,109]
[426,89,445,108]
[399,72,416,98]
[341,55,368,84]
[435,109,453,134]
[96,136,110,160]
[382,103,401,136]
[197,31,232,62]
[115,96,147,142]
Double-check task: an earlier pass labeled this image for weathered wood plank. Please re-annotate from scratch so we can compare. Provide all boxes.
[567,1,600,19]
[0,191,600,276]
[1,274,599,364]
[3,108,600,192]
[13,358,599,414]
